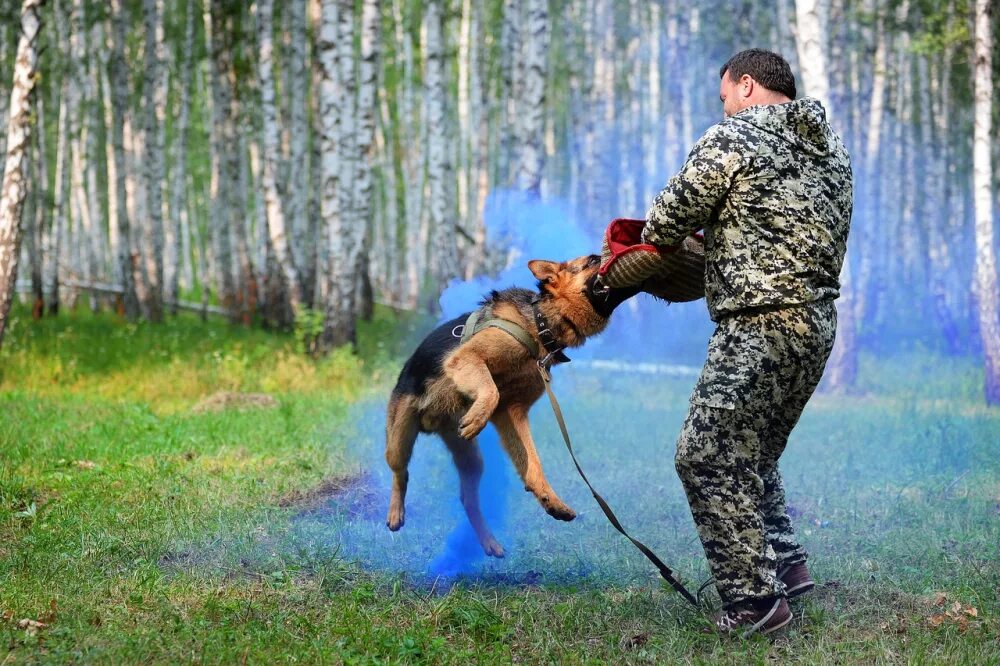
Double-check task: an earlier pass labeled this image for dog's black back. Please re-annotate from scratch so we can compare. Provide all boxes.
[392,288,538,399]
[393,313,468,397]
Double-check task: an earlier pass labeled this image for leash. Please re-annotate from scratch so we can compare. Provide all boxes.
[456,301,699,606]
[535,357,699,607]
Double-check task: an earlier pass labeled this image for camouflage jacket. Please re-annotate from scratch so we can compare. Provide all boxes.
[642,97,853,322]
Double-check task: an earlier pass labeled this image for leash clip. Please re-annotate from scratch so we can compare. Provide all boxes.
[536,357,553,381]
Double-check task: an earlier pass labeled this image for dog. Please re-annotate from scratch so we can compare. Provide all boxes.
[384,254,638,557]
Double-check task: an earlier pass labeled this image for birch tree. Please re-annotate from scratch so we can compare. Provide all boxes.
[516,0,549,197]
[286,0,311,306]
[109,0,140,320]
[318,0,357,349]
[206,0,238,317]
[425,0,458,298]
[353,0,380,320]
[971,0,999,403]
[257,0,301,326]
[0,0,42,348]
[166,0,196,314]
[142,0,167,320]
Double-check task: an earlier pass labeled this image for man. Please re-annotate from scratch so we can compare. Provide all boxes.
[642,49,853,637]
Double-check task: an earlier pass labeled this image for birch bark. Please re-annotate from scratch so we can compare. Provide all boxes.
[287,0,311,305]
[257,0,301,324]
[0,0,43,348]
[425,0,458,297]
[516,0,548,198]
[318,0,357,349]
[167,0,195,314]
[142,0,167,320]
[109,0,141,320]
[353,0,380,320]
[971,0,999,403]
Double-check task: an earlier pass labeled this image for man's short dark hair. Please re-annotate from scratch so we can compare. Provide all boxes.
[719,49,797,100]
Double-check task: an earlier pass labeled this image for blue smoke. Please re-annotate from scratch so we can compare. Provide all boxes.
[429,189,594,577]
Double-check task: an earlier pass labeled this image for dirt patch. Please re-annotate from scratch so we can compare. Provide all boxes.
[278,472,380,520]
[191,392,279,414]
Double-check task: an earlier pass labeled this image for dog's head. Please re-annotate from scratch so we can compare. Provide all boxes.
[528,254,639,341]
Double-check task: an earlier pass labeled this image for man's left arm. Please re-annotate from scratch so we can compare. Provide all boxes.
[642,125,746,247]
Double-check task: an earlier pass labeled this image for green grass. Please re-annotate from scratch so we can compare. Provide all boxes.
[1,305,998,664]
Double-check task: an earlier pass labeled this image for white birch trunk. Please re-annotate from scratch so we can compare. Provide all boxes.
[0,0,42,347]
[457,0,471,230]
[425,0,457,297]
[257,0,302,320]
[793,0,829,108]
[318,0,356,348]
[165,0,195,313]
[287,0,310,305]
[971,0,1000,403]
[29,93,45,315]
[142,0,167,320]
[109,0,141,320]
[206,0,237,317]
[516,0,548,197]
[353,0,380,320]
[465,0,488,279]
[47,77,68,314]
[0,8,10,186]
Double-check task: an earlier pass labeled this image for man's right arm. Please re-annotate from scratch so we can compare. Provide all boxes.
[642,125,746,247]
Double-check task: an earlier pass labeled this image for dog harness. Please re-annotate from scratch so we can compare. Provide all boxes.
[458,304,570,368]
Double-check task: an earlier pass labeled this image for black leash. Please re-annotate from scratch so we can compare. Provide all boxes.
[535,358,699,607]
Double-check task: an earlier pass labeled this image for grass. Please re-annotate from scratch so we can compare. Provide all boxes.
[1,304,998,664]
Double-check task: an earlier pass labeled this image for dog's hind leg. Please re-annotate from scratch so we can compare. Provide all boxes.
[440,431,504,558]
[492,406,576,522]
[385,393,420,531]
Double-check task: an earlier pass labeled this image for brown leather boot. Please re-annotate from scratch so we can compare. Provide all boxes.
[715,596,792,638]
[778,561,815,599]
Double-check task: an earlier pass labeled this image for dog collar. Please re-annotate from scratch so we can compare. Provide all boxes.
[531,298,571,367]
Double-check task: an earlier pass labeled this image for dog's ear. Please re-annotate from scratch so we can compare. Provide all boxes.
[528,260,559,283]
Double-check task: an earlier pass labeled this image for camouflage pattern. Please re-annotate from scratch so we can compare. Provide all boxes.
[642,97,853,323]
[675,301,837,605]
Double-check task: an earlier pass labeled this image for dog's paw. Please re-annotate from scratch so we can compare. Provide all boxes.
[482,537,505,558]
[458,411,488,440]
[386,506,405,531]
[543,498,577,522]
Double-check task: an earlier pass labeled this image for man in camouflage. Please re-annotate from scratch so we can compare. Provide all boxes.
[642,49,853,637]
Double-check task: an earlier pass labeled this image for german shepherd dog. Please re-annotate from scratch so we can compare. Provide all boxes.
[385,255,638,557]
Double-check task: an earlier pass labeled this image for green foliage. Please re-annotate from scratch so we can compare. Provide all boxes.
[294,306,326,357]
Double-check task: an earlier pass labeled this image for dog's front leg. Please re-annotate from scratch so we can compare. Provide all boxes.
[444,349,499,440]
[493,406,576,522]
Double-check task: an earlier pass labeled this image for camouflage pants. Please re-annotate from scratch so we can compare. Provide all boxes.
[675,300,837,606]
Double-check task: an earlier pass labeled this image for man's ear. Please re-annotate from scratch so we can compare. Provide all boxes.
[528,260,559,283]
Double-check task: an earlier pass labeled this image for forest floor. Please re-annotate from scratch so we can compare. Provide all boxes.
[1,305,998,664]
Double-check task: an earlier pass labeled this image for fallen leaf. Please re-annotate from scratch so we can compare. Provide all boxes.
[17,618,47,636]
[930,592,948,607]
[927,614,947,627]
[39,599,57,624]
[963,607,979,618]
[74,460,96,470]
[950,601,962,614]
